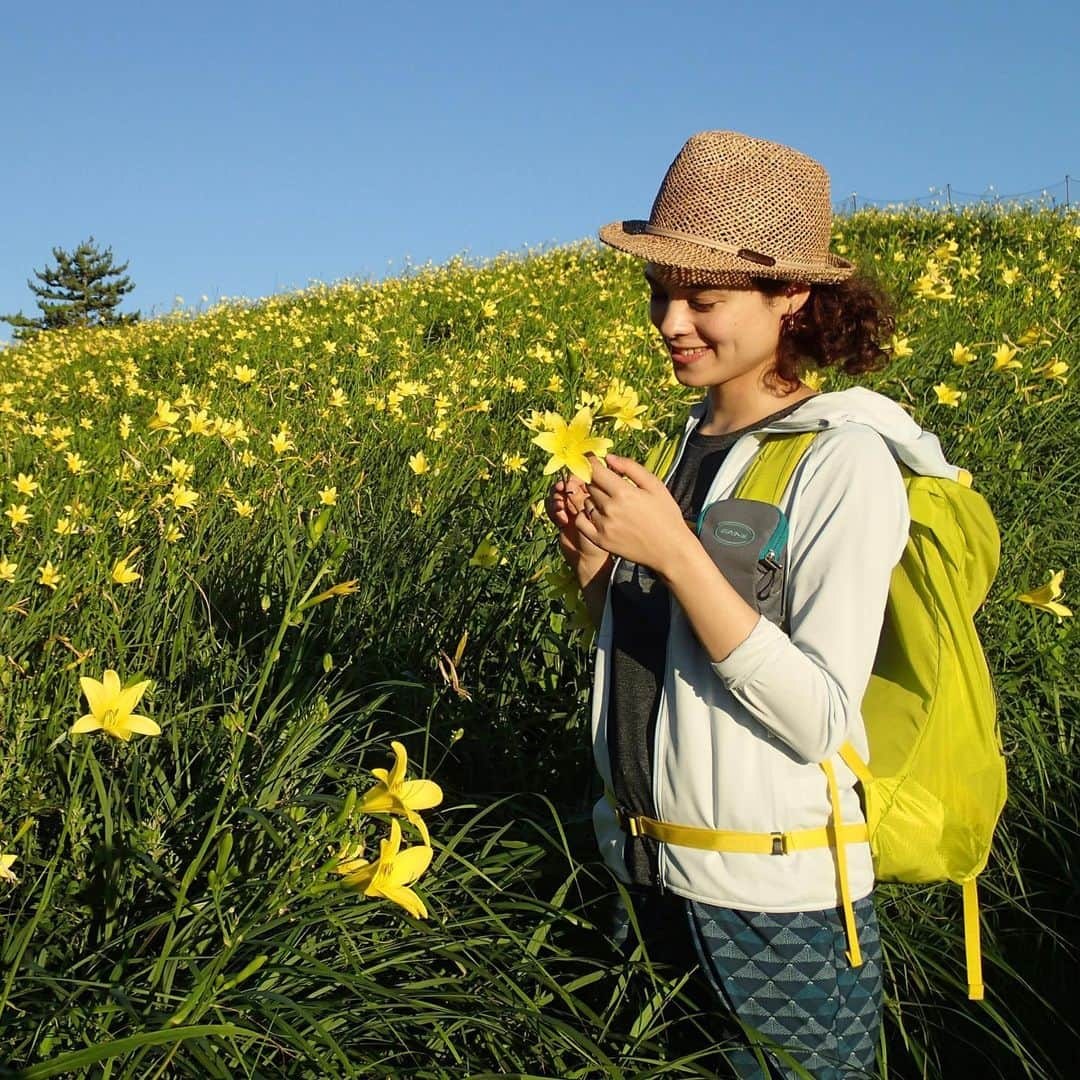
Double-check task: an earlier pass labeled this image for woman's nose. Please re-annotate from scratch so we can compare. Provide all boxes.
[656,300,694,340]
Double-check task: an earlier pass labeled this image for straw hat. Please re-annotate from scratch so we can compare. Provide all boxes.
[599,131,854,285]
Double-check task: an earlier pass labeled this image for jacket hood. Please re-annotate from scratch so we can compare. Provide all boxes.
[688,386,965,482]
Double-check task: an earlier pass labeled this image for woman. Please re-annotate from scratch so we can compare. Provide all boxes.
[546,132,957,1077]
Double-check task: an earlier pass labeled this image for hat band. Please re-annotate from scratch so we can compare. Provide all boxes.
[644,224,777,267]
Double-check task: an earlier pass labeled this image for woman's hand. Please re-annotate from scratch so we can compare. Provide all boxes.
[573,453,694,579]
[545,475,610,580]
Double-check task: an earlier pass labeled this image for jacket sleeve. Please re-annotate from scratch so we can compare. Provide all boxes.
[709,424,910,762]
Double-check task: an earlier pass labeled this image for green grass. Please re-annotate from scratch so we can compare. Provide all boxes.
[0,206,1076,1076]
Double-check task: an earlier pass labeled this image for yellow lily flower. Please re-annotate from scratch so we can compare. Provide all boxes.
[0,853,17,883]
[531,407,614,482]
[5,504,31,528]
[71,669,161,741]
[933,383,964,407]
[469,537,501,569]
[270,430,293,455]
[38,561,62,590]
[332,840,370,877]
[951,343,977,366]
[339,819,433,919]
[168,484,199,510]
[1034,358,1069,384]
[111,548,142,585]
[597,381,648,431]
[887,334,913,359]
[992,344,1021,372]
[149,398,181,431]
[13,473,39,496]
[1017,570,1072,620]
[359,740,443,844]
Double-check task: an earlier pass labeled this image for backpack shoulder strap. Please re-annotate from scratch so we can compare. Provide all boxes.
[733,430,820,504]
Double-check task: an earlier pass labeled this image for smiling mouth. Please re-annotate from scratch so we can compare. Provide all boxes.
[669,346,710,365]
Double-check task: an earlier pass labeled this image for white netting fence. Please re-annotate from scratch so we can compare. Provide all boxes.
[833,176,1074,215]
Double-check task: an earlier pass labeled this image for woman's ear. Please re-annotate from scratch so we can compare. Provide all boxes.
[784,284,812,316]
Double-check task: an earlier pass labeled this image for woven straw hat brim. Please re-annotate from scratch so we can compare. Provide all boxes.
[598,219,856,285]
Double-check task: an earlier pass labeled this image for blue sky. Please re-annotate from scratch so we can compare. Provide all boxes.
[1,0,1075,339]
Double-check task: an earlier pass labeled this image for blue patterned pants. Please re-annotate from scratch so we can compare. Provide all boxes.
[617,889,883,1078]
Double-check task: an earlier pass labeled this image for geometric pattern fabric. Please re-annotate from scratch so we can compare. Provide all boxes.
[685,894,883,1078]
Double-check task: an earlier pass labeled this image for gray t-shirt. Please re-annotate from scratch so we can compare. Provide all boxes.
[606,396,814,886]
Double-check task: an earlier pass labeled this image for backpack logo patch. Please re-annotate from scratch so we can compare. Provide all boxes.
[711,521,756,546]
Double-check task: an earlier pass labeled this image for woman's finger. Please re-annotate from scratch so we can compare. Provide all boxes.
[598,453,658,489]
[582,455,616,494]
[573,507,607,551]
[565,484,590,515]
[584,486,610,513]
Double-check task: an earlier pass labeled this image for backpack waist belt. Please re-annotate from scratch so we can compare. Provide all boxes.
[605,766,868,967]
[608,801,868,854]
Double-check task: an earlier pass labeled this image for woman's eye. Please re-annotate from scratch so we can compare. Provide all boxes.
[689,300,716,312]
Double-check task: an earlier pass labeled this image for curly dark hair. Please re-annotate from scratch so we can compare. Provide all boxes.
[754,273,897,392]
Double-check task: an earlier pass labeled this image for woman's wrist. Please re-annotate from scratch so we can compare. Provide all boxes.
[576,551,613,589]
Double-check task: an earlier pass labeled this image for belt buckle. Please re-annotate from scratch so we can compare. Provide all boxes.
[615,806,642,838]
[770,832,787,855]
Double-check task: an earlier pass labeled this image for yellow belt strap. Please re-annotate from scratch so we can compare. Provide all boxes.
[838,741,873,787]
[603,784,869,955]
[963,877,984,1000]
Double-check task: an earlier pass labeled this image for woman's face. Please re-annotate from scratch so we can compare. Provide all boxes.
[645,264,806,392]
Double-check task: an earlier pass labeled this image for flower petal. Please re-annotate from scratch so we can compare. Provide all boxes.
[387,741,408,789]
[399,779,443,810]
[1017,588,1051,605]
[564,454,593,483]
[388,843,433,886]
[531,431,560,455]
[376,880,429,919]
[78,676,109,718]
[122,714,161,737]
[404,808,431,846]
[115,678,152,716]
[382,819,403,860]
[70,716,103,734]
[358,785,395,812]
[342,862,378,890]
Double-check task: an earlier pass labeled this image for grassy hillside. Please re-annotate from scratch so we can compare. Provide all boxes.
[0,206,1076,1077]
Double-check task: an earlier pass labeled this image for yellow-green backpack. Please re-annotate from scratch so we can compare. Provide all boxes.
[734,429,1007,1002]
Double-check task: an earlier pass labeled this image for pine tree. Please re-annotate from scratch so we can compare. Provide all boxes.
[1,237,139,341]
